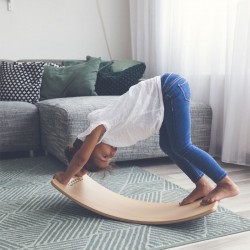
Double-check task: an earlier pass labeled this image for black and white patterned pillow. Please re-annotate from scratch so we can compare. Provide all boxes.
[0,61,45,104]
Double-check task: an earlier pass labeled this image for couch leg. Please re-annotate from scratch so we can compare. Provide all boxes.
[29,150,34,157]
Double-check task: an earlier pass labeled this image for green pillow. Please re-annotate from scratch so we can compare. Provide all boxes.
[86,55,146,95]
[111,60,143,72]
[64,58,112,71]
[40,58,100,100]
[63,60,86,66]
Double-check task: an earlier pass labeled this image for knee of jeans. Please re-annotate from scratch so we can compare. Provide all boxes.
[162,73,181,85]
[172,143,193,157]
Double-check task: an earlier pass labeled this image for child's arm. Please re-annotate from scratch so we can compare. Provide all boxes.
[54,124,106,185]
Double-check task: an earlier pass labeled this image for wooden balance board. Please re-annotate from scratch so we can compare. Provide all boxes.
[51,175,218,225]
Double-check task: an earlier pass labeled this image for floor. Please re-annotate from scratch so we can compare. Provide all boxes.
[135,157,250,250]
[1,152,249,249]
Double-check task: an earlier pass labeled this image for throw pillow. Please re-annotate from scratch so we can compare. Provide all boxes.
[111,60,145,72]
[40,58,101,100]
[63,60,86,66]
[65,58,113,71]
[0,61,45,104]
[96,61,146,96]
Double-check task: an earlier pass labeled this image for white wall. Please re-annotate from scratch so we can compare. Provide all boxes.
[0,0,132,60]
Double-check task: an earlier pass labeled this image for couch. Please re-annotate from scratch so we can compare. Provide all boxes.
[0,59,212,165]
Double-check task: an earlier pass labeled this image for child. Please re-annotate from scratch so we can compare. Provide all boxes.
[54,73,239,206]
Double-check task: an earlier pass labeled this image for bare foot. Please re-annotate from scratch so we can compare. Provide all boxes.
[201,176,240,206]
[179,176,215,206]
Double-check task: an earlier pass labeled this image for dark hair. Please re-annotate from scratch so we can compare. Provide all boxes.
[64,139,83,163]
[64,138,106,173]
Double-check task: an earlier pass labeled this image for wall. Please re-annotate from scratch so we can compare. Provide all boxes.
[0,0,131,60]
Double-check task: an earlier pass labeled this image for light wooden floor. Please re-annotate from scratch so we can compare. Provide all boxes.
[134,157,250,250]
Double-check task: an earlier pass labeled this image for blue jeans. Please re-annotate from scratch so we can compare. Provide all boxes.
[160,73,227,183]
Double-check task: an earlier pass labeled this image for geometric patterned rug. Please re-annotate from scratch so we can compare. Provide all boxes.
[1,156,250,250]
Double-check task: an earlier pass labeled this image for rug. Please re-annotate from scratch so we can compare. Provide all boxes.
[0,156,250,250]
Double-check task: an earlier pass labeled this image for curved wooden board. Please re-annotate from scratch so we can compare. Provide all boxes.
[51,175,218,225]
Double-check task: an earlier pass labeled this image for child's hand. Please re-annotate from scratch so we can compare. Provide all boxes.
[53,171,67,185]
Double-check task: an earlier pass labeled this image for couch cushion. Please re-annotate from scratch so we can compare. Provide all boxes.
[0,101,40,152]
[37,96,165,164]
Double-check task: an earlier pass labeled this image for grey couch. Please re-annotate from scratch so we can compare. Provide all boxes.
[0,60,212,165]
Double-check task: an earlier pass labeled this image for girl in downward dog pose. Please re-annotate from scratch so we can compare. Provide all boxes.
[54,73,239,206]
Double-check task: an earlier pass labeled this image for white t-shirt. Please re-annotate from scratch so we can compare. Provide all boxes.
[77,76,164,147]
